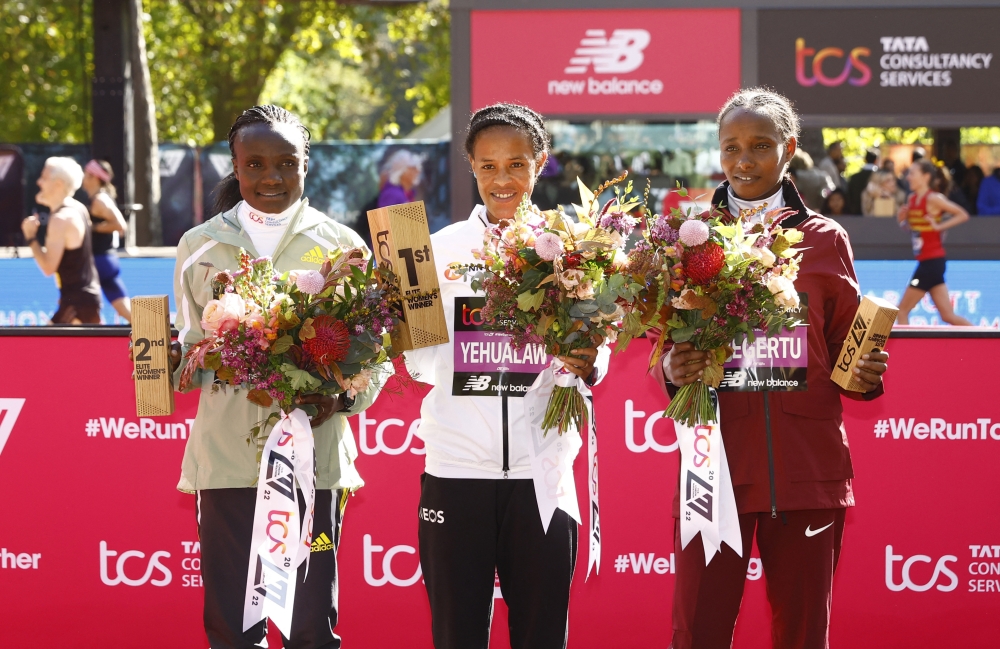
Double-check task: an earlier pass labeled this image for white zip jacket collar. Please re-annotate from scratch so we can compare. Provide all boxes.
[403,206,608,480]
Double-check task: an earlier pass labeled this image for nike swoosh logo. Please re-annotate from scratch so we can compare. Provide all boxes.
[805,522,834,537]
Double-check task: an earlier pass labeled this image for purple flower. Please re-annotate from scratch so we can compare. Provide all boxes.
[598,211,638,237]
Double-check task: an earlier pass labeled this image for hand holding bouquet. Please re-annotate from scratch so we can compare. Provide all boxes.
[454,175,643,434]
[623,188,806,426]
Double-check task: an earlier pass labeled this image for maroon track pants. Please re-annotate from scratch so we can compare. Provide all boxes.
[670,508,847,649]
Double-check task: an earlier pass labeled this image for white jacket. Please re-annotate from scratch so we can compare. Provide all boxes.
[404,206,609,480]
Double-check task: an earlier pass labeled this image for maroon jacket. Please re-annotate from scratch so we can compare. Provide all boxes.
[649,179,884,516]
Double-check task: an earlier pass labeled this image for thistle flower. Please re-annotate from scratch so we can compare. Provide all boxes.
[678,219,710,247]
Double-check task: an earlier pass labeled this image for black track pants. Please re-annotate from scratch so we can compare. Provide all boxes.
[196,488,346,649]
[417,474,578,649]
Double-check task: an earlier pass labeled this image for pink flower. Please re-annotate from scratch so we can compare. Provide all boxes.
[296,270,326,295]
[534,232,564,261]
[678,219,710,247]
[201,293,245,333]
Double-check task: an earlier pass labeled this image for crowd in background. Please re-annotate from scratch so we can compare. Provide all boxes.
[805,140,1000,217]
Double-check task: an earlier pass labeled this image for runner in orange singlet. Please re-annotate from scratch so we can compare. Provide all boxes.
[895,160,972,325]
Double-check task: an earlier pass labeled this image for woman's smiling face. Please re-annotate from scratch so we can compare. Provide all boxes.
[719,107,796,201]
[468,125,547,223]
[232,122,308,213]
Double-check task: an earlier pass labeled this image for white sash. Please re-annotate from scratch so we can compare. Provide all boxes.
[675,395,742,565]
[242,408,316,636]
[524,359,602,579]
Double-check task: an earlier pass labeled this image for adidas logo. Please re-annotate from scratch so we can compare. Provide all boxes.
[300,246,326,265]
[310,532,334,553]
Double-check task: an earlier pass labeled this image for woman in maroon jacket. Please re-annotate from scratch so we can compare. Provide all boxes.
[649,89,889,649]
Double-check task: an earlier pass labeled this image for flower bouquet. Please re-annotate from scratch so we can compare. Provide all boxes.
[179,248,399,448]
[623,187,806,426]
[453,175,643,435]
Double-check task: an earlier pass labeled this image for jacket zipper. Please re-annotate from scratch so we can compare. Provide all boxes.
[763,392,777,519]
[501,391,510,479]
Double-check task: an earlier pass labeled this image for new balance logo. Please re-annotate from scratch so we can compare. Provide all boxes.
[310,533,334,553]
[300,246,326,264]
[463,376,492,392]
[564,29,650,74]
[719,370,747,388]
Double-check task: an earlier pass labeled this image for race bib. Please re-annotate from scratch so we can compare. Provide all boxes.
[719,293,809,392]
[451,296,550,396]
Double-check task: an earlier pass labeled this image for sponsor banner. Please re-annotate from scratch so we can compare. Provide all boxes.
[757,8,1000,116]
[1,335,999,647]
[451,296,550,396]
[469,9,740,115]
[720,294,809,392]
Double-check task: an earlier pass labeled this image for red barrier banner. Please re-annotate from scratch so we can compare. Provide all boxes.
[1,335,998,647]
[470,9,741,116]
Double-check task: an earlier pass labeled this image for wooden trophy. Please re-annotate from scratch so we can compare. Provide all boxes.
[831,295,898,391]
[367,200,449,351]
[131,295,176,416]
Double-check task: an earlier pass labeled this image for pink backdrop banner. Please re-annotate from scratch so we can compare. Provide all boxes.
[1,335,998,647]
[470,9,741,116]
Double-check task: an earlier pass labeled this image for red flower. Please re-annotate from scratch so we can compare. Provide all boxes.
[683,242,725,285]
[303,315,351,365]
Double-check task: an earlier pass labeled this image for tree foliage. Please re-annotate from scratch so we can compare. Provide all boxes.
[0,0,92,143]
[2,0,450,146]
[823,127,933,176]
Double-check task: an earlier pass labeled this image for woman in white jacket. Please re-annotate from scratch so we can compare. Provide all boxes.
[404,103,608,649]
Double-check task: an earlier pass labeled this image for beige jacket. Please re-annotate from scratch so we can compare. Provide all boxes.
[172,200,391,493]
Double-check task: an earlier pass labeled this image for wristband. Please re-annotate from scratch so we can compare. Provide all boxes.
[341,393,356,412]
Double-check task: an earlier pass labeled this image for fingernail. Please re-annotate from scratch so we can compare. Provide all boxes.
[857,361,865,368]
[853,368,861,374]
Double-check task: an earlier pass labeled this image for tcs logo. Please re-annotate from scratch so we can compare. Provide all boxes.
[358,412,425,455]
[624,399,677,453]
[99,541,172,587]
[885,545,958,593]
[795,38,871,87]
[462,304,485,327]
[363,533,422,587]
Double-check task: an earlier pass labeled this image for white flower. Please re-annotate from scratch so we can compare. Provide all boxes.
[534,232,564,261]
[569,280,595,300]
[748,246,776,268]
[766,275,799,309]
[678,219,710,247]
[559,269,585,289]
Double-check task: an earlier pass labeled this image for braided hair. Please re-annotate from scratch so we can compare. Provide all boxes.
[465,103,550,171]
[717,87,800,144]
[211,105,312,215]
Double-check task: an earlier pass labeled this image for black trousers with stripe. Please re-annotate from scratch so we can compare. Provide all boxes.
[196,488,345,649]
[417,474,579,649]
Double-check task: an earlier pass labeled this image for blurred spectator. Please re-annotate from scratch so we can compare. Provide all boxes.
[788,149,835,211]
[976,168,1000,215]
[862,170,905,217]
[817,141,846,191]
[21,157,102,324]
[377,149,423,207]
[942,141,966,188]
[821,188,848,216]
[882,159,907,193]
[846,149,879,214]
[932,165,971,214]
[83,160,131,323]
[963,164,984,213]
